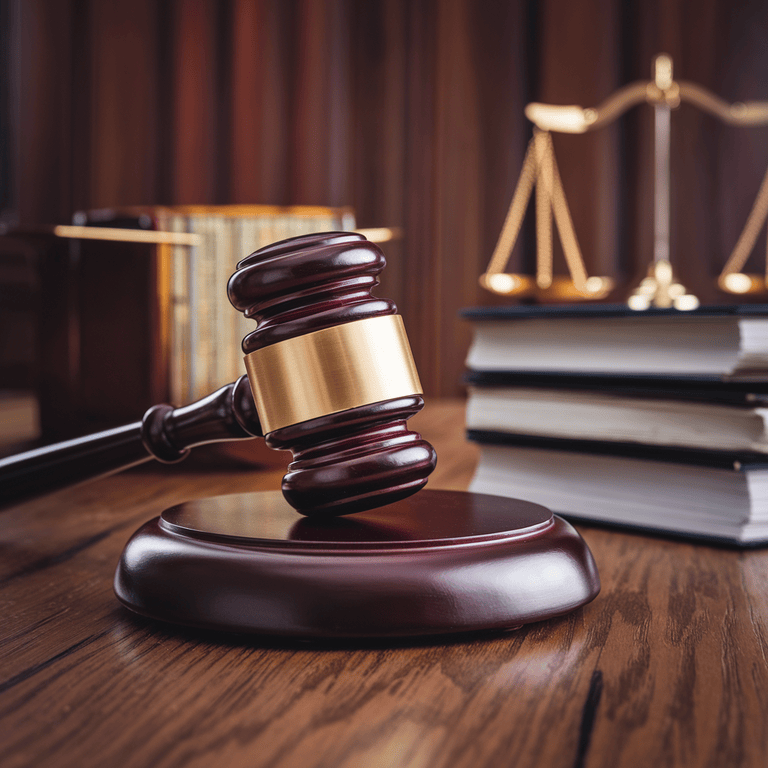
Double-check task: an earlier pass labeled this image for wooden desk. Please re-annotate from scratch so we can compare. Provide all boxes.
[1,399,766,768]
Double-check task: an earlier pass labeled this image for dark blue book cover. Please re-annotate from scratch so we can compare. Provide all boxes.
[461,303,768,320]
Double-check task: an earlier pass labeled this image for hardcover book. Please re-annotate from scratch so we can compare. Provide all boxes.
[463,304,768,378]
[468,435,768,545]
[466,378,768,454]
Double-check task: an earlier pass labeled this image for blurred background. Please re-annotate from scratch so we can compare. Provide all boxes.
[1,0,767,418]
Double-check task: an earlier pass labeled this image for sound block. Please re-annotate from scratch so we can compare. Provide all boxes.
[114,489,600,638]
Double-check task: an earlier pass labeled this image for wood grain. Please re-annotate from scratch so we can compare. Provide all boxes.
[1,399,767,767]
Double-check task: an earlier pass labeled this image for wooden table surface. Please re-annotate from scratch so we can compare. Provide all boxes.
[1,399,767,768]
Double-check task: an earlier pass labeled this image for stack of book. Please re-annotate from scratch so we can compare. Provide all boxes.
[463,304,768,545]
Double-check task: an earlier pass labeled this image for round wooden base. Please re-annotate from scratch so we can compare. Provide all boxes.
[114,489,600,638]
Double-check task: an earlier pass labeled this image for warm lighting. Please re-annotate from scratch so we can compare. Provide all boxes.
[53,225,201,246]
[627,259,699,310]
[480,130,614,301]
[718,272,765,294]
[479,272,613,300]
[583,276,608,294]
[513,55,768,303]
[539,276,614,301]
[355,227,402,243]
[629,286,699,312]
[667,282,685,298]
[628,295,651,311]
[636,279,656,296]
[654,54,673,91]
[655,259,673,283]
[524,104,593,134]
[485,273,518,293]
[479,272,535,296]
[673,294,700,311]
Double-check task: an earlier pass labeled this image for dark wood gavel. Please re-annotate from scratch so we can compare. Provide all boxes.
[0,232,437,516]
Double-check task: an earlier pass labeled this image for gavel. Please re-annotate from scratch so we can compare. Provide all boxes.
[0,232,437,517]
[2,230,600,639]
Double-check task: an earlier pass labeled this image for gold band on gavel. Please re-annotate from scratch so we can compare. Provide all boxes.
[244,315,423,433]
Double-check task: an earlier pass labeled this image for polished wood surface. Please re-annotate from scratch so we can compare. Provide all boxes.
[115,489,598,637]
[1,399,767,767]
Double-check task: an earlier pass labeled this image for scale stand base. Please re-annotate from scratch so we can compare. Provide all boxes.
[115,489,600,639]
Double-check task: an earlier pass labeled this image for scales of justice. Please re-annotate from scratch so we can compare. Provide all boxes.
[480,54,768,307]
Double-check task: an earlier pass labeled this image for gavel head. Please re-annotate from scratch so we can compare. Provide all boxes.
[227,231,437,517]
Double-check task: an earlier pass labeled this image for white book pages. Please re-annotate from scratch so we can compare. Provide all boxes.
[466,317,752,375]
[466,387,768,453]
[187,216,217,399]
[161,209,356,401]
[163,213,193,405]
[469,444,768,543]
[213,215,237,390]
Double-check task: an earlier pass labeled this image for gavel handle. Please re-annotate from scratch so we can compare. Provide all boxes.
[0,376,263,505]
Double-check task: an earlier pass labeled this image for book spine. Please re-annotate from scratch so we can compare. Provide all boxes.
[466,429,768,469]
[213,214,234,390]
[175,207,358,400]
[165,214,191,404]
[188,216,212,399]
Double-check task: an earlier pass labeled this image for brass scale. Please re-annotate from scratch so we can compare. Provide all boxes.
[481,54,768,309]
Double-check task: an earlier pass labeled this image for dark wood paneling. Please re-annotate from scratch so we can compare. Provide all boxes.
[33,236,164,437]
[538,0,623,281]
[348,0,407,318]
[171,0,221,204]
[0,0,19,223]
[17,0,76,225]
[289,0,352,206]
[430,0,532,397]
[10,0,768,396]
[88,1,161,207]
[230,0,286,203]
[401,0,440,392]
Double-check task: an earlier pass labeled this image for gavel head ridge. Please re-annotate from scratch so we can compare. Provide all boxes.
[227,231,437,517]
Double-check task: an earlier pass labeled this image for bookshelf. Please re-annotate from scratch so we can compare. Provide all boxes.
[35,205,355,438]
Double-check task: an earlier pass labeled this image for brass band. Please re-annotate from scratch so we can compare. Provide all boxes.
[244,315,422,433]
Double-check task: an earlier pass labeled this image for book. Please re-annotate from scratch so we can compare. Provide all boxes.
[463,304,768,378]
[463,304,768,545]
[127,205,356,404]
[465,377,768,454]
[468,436,768,545]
